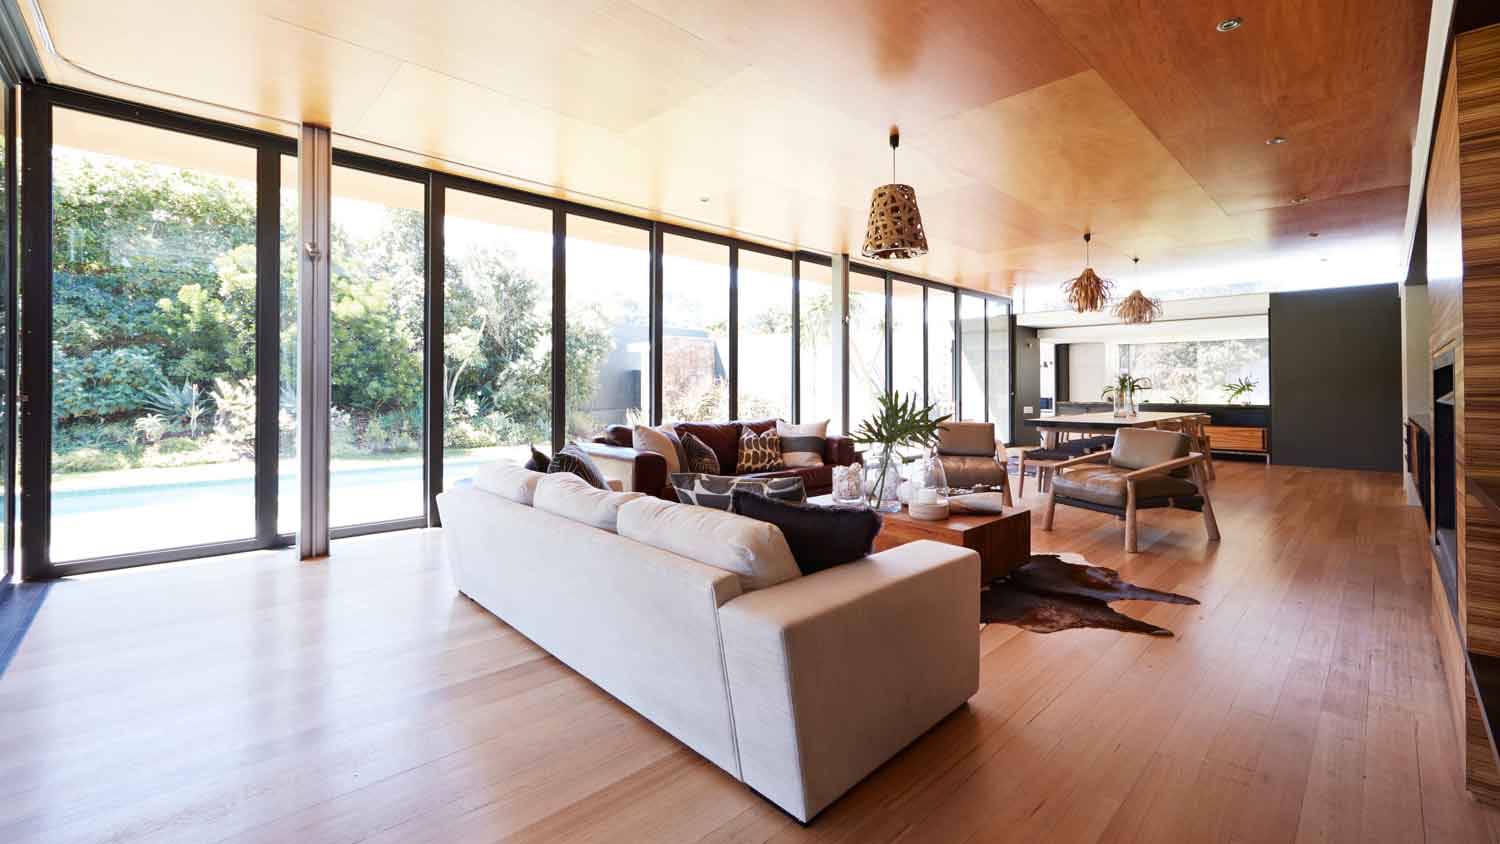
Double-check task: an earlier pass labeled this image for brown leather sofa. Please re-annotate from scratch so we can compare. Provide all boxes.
[577,419,860,500]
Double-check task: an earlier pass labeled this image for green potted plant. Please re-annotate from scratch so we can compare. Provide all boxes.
[851,391,951,513]
[1102,374,1151,417]
[1222,376,1258,405]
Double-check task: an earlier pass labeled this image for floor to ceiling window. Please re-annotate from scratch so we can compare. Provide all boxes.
[891,279,924,405]
[927,287,956,418]
[958,293,986,421]
[1,88,12,579]
[49,109,263,562]
[661,234,729,423]
[564,215,651,438]
[328,164,426,529]
[848,270,889,431]
[987,300,1011,440]
[798,258,836,430]
[277,155,299,537]
[441,189,552,486]
[737,250,794,421]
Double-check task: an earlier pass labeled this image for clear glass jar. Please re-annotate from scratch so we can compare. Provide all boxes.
[908,449,950,518]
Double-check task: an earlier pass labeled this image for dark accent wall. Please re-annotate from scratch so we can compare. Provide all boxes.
[1054,343,1070,402]
[1269,284,1402,471]
[1011,323,1041,446]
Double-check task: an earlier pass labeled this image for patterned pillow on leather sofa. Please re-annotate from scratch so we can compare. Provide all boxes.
[737,427,785,473]
[669,473,805,511]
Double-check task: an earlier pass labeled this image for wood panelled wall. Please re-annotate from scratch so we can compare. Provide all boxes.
[1427,23,1500,806]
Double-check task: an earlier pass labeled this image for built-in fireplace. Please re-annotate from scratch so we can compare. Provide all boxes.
[1434,349,1458,623]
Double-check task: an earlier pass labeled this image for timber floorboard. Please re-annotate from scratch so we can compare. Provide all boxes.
[1,463,1498,842]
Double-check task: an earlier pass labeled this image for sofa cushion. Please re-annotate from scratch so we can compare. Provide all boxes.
[682,432,722,474]
[738,427,785,473]
[671,473,806,510]
[633,425,682,475]
[729,490,882,575]
[776,420,827,468]
[534,471,646,531]
[673,422,742,476]
[1051,465,1198,508]
[617,497,800,591]
[547,443,611,489]
[474,462,545,504]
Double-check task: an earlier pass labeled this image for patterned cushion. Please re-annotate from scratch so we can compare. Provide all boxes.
[776,420,827,468]
[669,473,806,511]
[681,432,722,474]
[547,443,610,489]
[737,428,785,473]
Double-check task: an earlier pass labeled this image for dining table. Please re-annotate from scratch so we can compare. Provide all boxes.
[1026,410,1205,449]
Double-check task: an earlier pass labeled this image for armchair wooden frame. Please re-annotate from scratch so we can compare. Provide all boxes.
[1041,450,1220,553]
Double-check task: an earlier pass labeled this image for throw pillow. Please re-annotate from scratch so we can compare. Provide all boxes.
[524,445,551,473]
[632,425,681,475]
[670,473,805,511]
[681,432,722,474]
[775,420,827,468]
[547,443,610,489]
[730,489,883,575]
[737,427,784,473]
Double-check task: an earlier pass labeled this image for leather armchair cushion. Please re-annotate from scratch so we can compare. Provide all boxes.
[1109,428,1189,470]
[939,455,1006,489]
[1052,465,1197,508]
[937,422,997,457]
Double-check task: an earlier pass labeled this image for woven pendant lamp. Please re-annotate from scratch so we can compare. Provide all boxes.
[862,128,928,260]
[1061,232,1113,313]
[1113,258,1163,324]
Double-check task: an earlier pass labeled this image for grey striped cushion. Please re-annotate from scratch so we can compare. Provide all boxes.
[776,420,827,468]
[670,473,806,511]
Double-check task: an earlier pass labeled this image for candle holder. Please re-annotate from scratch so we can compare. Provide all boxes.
[908,449,950,520]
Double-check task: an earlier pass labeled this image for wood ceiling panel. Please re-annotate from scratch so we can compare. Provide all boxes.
[254,0,745,132]
[628,0,1089,127]
[918,183,1080,255]
[39,0,401,128]
[1031,0,1428,214]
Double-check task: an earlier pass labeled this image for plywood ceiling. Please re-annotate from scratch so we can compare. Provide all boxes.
[25,0,1430,304]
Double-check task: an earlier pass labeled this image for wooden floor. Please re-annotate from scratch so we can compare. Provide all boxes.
[3,463,1499,843]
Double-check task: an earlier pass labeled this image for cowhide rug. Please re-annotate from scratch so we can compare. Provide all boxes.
[981,553,1199,637]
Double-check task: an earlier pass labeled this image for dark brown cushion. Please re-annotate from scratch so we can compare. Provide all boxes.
[673,422,742,475]
[730,489,882,575]
[595,424,633,448]
[681,432,722,474]
[1051,465,1197,508]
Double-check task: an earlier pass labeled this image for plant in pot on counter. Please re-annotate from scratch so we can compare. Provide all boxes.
[1222,377,1258,405]
[851,391,950,513]
[1101,374,1151,417]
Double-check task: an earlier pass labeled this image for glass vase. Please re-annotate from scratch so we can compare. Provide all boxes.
[865,448,903,513]
[1112,391,1128,418]
[832,463,866,506]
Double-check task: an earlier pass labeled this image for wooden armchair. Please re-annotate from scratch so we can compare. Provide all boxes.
[1041,427,1220,553]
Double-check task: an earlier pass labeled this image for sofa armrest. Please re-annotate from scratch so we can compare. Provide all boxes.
[575,442,668,496]
[824,435,860,466]
[716,541,980,821]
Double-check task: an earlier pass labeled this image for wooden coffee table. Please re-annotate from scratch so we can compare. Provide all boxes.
[808,496,1031,583]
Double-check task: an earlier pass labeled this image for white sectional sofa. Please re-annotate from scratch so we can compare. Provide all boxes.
[436,466,979,822]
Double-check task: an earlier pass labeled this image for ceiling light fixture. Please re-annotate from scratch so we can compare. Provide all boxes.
[1266,136,1288,145]
[1216,16,1243,32]
[1113,257,1163,325]
[1292,195,1310,204]
[862,127,929,260]
[1061,232,1113,313]
[1309,231,1320,238]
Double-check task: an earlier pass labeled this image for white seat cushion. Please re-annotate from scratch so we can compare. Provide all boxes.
[473,461,545,505]
[618,497,801,591]
[534,471,645,532]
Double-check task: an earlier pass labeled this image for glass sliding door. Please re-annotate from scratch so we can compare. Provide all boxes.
[848,270,888,431]
[328,164,426,528]
[0,88,11,579]
[891,280,924,405]
[661,234,729,423]
[736,250,793,421]
[958,294,986,421]
[927,288,956,417]
[442,189,552,486]
[49,109,262,562]
[797,259,836,430]
[564,215,651,438]
[277,155,299,537]
[987,300,1011,440]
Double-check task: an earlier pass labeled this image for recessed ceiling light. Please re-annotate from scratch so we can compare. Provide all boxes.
[1266,136,1288,145]
[1292,195,1310,204]
[1217,16,1243,32]
[1320,257,1328,262]
[698,195,711,203]
[1308,231,1320,238]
